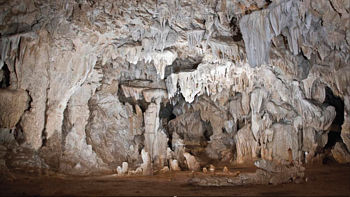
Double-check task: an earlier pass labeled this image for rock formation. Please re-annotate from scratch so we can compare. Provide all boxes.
[0,0,349,181]
[189,159,306,186]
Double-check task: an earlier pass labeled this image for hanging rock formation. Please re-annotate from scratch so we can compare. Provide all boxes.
[0,0,349,179]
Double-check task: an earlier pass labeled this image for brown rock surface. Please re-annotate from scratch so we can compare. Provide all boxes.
[0,89,29,128]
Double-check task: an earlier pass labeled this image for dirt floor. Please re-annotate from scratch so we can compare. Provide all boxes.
[1,163,350,196]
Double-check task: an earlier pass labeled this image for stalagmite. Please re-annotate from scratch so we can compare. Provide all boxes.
[202,167,208,173]
[209,164,215,173]
[223,166,229,174]
[170,159,181,171]
[0,0,349,194]
[141,149,152,176]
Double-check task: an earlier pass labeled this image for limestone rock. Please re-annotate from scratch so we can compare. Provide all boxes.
[236,125,259,164]
[141,149,152,176]
[166,61,253,103]
[59,68,104,175]
[190,160,305,186]
[144,102,168,168]
[223,166,229,174]
[0,89,29,128]
[170,159,181,171]
[169,112,205,147]
[159,166,169,173]
[341,115,350,152]
[117,162,129,175]
[202,167,208,173]
[209,164,215,173]
[0,0,349,176]
[129,167,143,176]
[269,123,300,162]
[86,90,142,168]
[332,142,350,164]
[183,152,200,171]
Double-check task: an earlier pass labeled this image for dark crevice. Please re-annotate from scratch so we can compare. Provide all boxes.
[14,123,25,145]
[265,0,272,6]
[135,135,145,155]
[41,131,48,147]
[1,63,11,88]
[240,0,272,15]
[281,34,289,49]
[41,87,50,148]
[1,23,33,37]
[85,96,99,157]
[325,131,343,149]
[328,0,342,17]
[25,90,33,112]
[230,16,243,42]
[323,87,344,149]
[159,102,176,120]
[117,82,149,113]
[324,87,344,126]
[203,120,213,141]
[164,57,203,78]
[159,102,176,148]
[61,105,71,152]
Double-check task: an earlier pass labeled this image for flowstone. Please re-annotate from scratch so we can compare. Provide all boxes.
[0,0,349,178]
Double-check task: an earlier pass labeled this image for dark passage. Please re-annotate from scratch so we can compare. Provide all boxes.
[324,87,344,149]
[0,63,10,88]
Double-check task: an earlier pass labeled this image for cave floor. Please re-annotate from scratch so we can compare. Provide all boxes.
[1,163,350,196]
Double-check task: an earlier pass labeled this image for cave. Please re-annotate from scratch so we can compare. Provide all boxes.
[0,63,10,88]
[324,87,344,149]
[1,0,350,196]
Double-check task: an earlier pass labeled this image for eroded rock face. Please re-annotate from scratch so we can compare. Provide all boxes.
[0,0,349,177]
[0,89,29,128]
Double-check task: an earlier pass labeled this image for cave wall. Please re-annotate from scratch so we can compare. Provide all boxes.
[0,0,350,175]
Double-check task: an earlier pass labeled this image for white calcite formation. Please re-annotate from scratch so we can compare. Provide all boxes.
[170,159,181,171]
[0,0,349,179]
[117,162,129,175]
[144,102,168,169]
[166,61,253,103]
[141,149,152,176]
